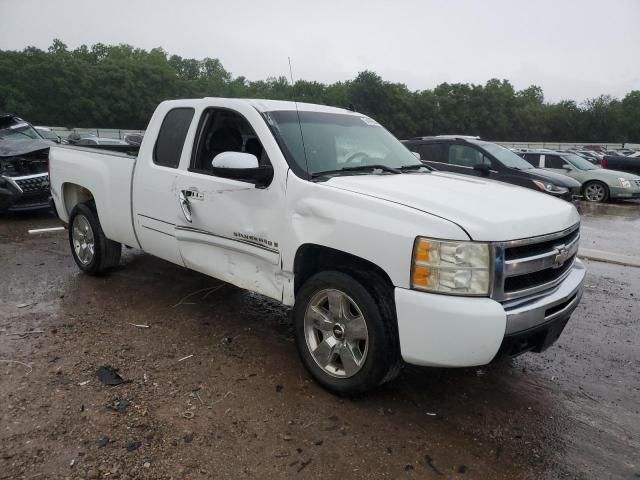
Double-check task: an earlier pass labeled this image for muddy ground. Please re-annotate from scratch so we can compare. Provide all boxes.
[1,209,638,480]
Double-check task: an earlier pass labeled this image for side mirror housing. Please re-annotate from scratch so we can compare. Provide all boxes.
[212,151,259,169]
[412,151,421,160]
[211,152,273,188]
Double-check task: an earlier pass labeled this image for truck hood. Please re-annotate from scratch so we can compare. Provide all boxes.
[325,171,580,241]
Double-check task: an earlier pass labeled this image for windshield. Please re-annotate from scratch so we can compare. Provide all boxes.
[0,123,42,141]
[264,110,422,176]
[564,154,597,170]
[480,143,534,169]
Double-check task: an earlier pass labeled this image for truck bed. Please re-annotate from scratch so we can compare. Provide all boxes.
[49,145,140,248]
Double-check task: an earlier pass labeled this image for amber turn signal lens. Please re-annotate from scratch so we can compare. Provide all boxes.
[415,239,430,263]
[412,266,430,288]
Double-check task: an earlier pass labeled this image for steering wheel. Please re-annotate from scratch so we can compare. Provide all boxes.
[343,151,371,166]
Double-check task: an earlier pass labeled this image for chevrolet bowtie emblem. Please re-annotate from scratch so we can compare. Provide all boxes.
[552,245,570,269]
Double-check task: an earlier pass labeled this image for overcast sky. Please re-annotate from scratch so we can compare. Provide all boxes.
[1,0,638,102]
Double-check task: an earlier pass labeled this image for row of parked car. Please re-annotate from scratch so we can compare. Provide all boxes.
[1,109,638,215]
[402,136,640,203]
[37,127,144,147]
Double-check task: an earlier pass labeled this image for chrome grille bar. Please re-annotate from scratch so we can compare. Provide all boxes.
[491,224,580,302]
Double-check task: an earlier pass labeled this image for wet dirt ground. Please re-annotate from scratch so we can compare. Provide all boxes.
[1,208,639,480]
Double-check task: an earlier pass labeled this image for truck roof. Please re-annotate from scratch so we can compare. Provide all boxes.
[163,97,357,115]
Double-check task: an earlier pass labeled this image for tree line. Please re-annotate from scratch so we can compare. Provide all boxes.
[1,40,638,142]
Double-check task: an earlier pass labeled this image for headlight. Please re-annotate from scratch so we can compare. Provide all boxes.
[532,180,568,194]
[411,237,491,296]
[617,178,631,188]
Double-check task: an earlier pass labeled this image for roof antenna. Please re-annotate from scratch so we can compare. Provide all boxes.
[288,56,310,179]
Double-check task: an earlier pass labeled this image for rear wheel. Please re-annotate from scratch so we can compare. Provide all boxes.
[582,181,609,203]
[68,202,121,275]
[293,270,401,396]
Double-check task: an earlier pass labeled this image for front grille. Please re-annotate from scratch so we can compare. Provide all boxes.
[492,224,579,302]
[504,254,575,293]
[14,174,50,194]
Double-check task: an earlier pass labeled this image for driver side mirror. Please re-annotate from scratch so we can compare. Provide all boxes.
[412,151,421,160]
[211,152,273,188]
[562,164,572,170]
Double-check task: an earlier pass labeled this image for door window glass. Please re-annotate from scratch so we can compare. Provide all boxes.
[522,153,541,167]
[191,108,269,173]
[154,108,195,168]
[448,145,491,167]
[545,155,567,169]
[416,144,446,163]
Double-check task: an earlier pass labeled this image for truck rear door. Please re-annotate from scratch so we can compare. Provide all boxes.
[132,106,195,266]
[173,101,286,301]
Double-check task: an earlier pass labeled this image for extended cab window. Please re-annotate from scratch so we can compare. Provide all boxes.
[190,108,269,174]
[448,145,491,168]
[154,108,195,168]
[417,143,446,163]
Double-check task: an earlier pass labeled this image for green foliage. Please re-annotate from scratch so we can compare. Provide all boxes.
[0,40,637,141]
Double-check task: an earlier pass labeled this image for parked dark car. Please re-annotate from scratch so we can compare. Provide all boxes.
[0,114,51,213]
[601,155,640,176]
[402,136,581,201]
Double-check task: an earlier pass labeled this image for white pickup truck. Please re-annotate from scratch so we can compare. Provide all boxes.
[49,98,585,395]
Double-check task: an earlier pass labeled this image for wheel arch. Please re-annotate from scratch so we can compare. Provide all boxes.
[293,244,395,298]
[62,182,95,219]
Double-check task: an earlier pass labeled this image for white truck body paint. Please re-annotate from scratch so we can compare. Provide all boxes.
[395,288,507,366]
[50,97,585,368]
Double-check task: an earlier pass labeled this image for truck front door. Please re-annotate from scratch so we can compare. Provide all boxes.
[173,103,285,301]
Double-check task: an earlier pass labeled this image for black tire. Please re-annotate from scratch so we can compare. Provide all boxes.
[293,270,402,396]
[582,180,609,203]
[68,202,121,275]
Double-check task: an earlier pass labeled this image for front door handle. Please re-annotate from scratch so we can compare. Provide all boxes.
[179,190,192,223]
[182,188,204,201]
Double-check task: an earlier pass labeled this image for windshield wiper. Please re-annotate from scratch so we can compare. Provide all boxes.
[311,164,402,178]
[398,164,432,172]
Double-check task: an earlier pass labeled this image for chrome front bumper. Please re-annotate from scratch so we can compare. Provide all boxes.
[503,258,586,335]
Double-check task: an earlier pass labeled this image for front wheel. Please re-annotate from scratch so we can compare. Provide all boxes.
[293,271,401,396]
[68,202,121,275]
[582,181,609,203]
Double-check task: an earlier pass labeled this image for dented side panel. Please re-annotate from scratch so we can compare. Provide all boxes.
[281,174,470,295]
[169,99,292,302]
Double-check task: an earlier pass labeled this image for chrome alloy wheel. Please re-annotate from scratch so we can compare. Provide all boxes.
[72,214,95,265]
[584,182,606,202]
[303,289,369,378]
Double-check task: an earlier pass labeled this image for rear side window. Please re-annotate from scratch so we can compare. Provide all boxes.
[416,143,446,163]
[154,108,195,168]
